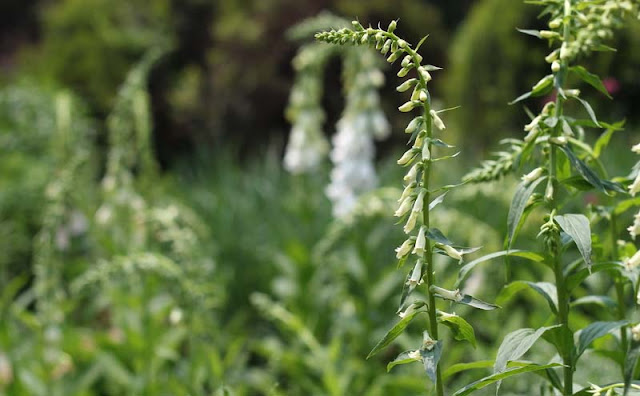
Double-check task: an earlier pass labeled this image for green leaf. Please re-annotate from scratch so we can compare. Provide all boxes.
[443,360,494,380]
[569,66,612,99]
[565,261,623,291]
[453,363,562,396]
[509,91,532,105]
[571,295,617,309]
[421,340,444,383]
[575,96,600,126]
[367,302,427,359]
[516,28,542,38]
[426,228,454,245]
[624,339,640,395]
[614,197,640,216]
[593,128,615,159]
[456,250,544,288]
[494,326,559,374]
[497,281,557,314]
[554,214,593,269]
[387,350,421,372]
[558,145,605,192]
[429,192,448,211]
[508,177,547,247]
[438,311,477,348]
[575,320,627,362]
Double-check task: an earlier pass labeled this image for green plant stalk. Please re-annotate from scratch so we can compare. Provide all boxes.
[551,3,573,393]
[610,211,629,357]
[422,94,444,396]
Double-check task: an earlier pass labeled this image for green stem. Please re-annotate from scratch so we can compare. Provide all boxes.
[422,87,444,396]
[611,212,629,358]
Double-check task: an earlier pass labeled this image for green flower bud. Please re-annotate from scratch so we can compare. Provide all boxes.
[397,39,407,48]
[545,49,559,63]
[404,116,422,133]
[352,20,364,31]
[418,66,432,82]
[397,78,418,93]
[430,110,445,130]
[397,67,410,78]
[551,61,561,73]
[419,90,428,102]
[360,33,369,44]
[388,20,397,33]
[540,30,560,39]
[387,50,402,63]
[422,142,431,160]
[401,55,412,67]
[397,148,417,165]
[381,39,392,55]
[395,238,414,260]
[549,19,562,29]
[398,100,418,112]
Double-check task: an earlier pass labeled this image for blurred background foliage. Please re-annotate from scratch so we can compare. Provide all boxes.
[0,0,639,394]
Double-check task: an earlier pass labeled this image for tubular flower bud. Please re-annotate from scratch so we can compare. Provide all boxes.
[388,20,397,33]
[398,182,416,203]
[524,116,541,131]
[565,89,580,97]
[532,75,553,91]
[430,110,445,130]
[387,50,402,63]
[406,260,423,287]
[439,244,463,262]
[413,131,425,148]
[405,116,422,134]
[381,39,392,55]
[403,163,420,182]
[397,301,420,319]
[397,67,410,77]
[419,90,428,102]
[522,167,544,185]
[401,55,412,67]
[422,142,431,160]
[395,195,414,217]
[395,238,415,260]
[397,148,417,165]
[549,19,562,29]
[545,49,559,63]
[404,210,419,233]
[412,189,426,213]
[549,136,568,145]
[397,78,418,93]
[551,61,561,73]
[398,101,418,113]
[397,39,407,48]
[418,67,432,82]
[632,143,640,154]
[540,30,560,39]
[413,226,427,255]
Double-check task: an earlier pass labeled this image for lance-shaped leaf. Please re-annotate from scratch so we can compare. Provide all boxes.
[367,301,427,359]
[421,338,444,383]
[493,326,560,393]
[496,281,558,314]
[430,286,499,311]
[507,177,547,247]
[565,261,624,291]
[453,363,562,396]
[516,28,542,38]
[443,361,494,379]
[554,214,593,270]
[387,350,421,372]
[575,96,600,126]
[569,65,613,99]
[574,320,628,362]
[558,145,605,192]
[571,295,617,309]
[426,228,454,246]
[429,192,448,211]
[456,250,544,288]
[437,311,477,348]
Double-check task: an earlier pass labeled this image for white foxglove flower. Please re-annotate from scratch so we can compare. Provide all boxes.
[632,323,640,341]
[398,182,416,203]
[406,260,423,287]
[397,149,417,165]
[624,250,640,271]
[628,211,640,239]
[404,163,420,182]
[395,239,415,259]
[404,210,419,234]
[413,226,427,255]
[441,244,463,262]
[430,110,445,130]
[395,196,414,217]
[522,167,544,185]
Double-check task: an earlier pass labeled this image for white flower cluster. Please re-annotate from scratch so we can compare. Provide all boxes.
[283,44,332,174]
[326,49,390,217]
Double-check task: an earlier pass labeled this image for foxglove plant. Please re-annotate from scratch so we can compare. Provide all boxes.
[326,48,391,217]
[317,20,499,395]
[283,43,332,174]
[462,1,638,394]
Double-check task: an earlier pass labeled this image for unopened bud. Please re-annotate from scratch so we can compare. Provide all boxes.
[388,20,397,33]
[398,101,418,113]
[397,78,418,93]
[551,61,561,73]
